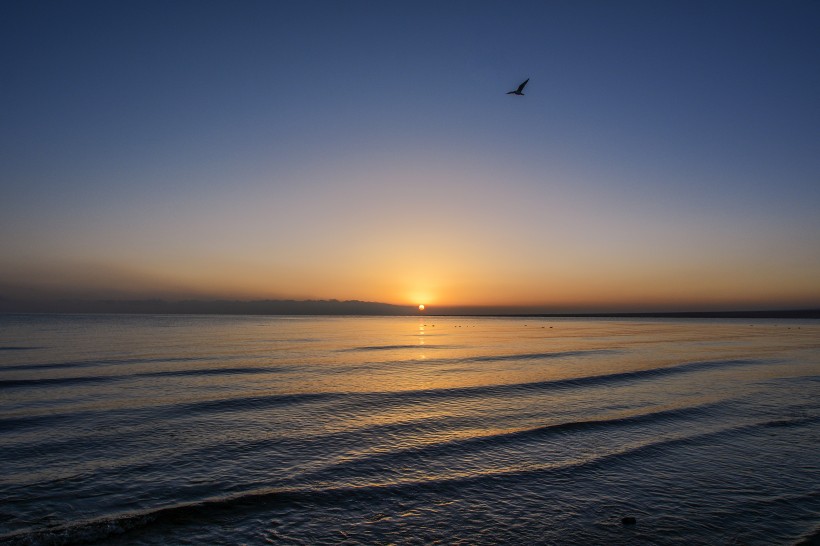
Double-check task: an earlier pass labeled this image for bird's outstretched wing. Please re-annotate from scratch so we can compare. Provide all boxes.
[516,78,529,93]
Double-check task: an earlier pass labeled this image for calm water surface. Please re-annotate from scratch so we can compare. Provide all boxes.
[1,314,818,545]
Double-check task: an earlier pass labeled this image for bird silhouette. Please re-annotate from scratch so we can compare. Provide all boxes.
[507,78,529,95]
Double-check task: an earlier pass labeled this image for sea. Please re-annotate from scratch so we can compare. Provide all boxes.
[1,314,818,545]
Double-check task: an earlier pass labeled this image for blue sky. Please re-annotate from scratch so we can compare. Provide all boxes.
[1,0,819,310]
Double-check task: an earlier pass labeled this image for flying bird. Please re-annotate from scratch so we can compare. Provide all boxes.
[507,78,529,95]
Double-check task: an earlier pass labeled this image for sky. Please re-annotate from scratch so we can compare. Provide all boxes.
[1,0,819,312]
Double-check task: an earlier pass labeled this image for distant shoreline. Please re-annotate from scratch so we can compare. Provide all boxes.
[0,299,818,320]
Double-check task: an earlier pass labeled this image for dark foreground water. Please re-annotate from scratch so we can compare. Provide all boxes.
[1,314,818,545]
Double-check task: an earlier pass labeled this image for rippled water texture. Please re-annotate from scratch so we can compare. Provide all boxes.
[1,314,819,545]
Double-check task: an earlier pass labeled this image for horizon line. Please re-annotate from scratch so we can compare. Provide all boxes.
[1,296,819,319]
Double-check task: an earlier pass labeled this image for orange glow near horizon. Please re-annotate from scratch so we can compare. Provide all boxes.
[2,155,819,312]
[3,250,820,312]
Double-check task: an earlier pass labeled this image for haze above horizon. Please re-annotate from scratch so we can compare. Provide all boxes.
[2,0,819,313]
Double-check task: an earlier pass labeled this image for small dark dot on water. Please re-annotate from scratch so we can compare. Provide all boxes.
[621,516,637,525]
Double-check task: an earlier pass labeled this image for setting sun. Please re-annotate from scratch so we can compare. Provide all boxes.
[418,304,425,311]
